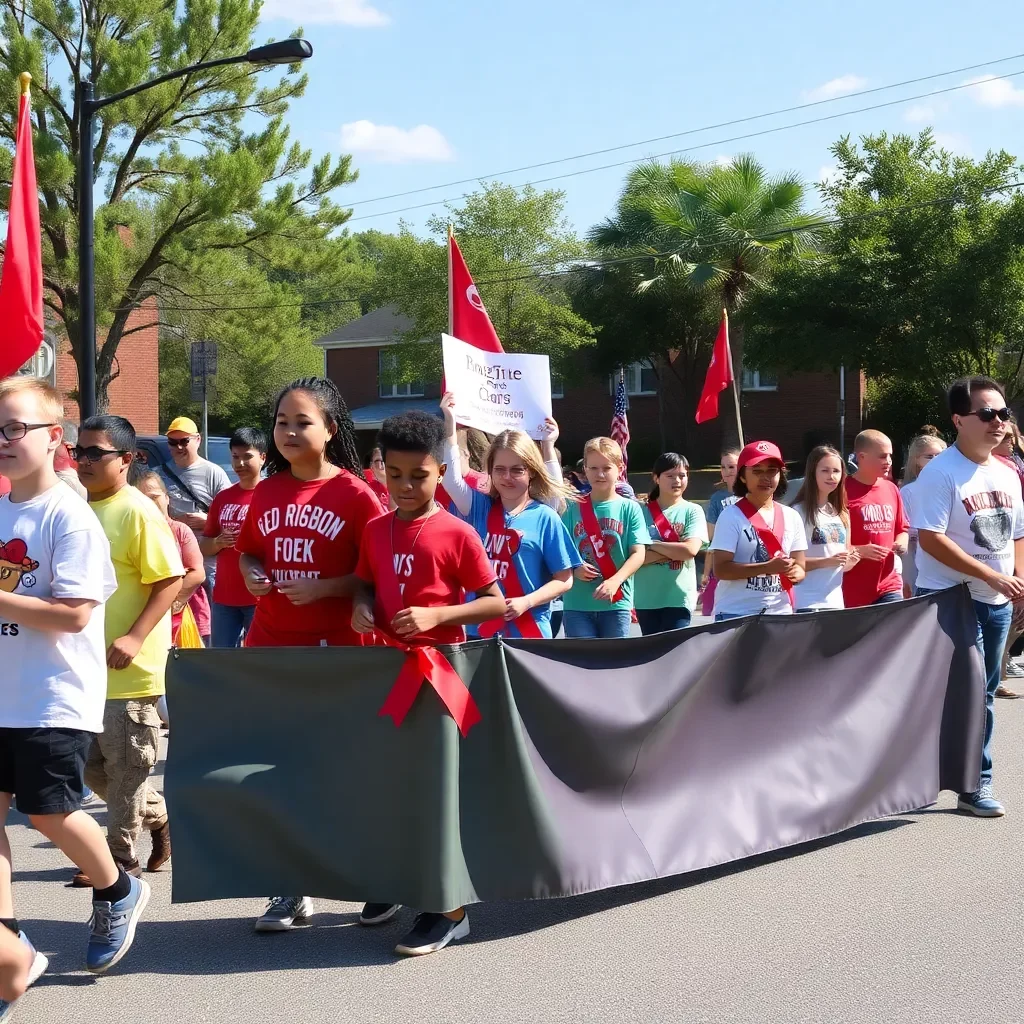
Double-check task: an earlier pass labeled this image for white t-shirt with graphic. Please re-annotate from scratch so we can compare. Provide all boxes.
[0,484,117,731]
[911,445,1024,605]
[710,502,808,617]
[791,503,846,610]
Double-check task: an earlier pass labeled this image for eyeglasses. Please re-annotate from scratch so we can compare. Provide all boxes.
[0,421,56,442]
[492,465,529,478]
[167,437,196,449]
[964,407,1012,423]
[69,445,127,463]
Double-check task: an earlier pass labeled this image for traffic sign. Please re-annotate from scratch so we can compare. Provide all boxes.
[189,341,218,376]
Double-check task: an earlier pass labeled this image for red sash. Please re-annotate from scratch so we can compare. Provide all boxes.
[478,501,544,640]
[736,498,796,609]
[374,514,481,737]
[580,496,623,602]
[648,498,680,542]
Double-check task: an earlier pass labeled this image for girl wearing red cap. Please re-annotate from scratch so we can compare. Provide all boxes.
[709,441,807,620]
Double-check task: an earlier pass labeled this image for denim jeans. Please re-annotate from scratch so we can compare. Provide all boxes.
[917,587,1011,788]
[636,608,692,635]
[549,610,563,639]
[563,608,632,638]
[211,602,256,649]
[714,611,746,622]
[872,590,903,606]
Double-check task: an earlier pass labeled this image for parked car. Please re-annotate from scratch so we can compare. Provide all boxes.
[135,435,238,485]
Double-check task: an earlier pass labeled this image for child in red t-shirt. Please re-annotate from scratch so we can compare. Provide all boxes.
[843,429,910,607]
[352,410,503,958]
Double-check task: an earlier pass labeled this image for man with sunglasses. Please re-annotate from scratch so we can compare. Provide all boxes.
[913,376,1024,817]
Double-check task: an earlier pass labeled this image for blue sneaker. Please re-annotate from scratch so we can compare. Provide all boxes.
[957,783,1005,817]
[86,875,151,974]
[0,931,48,1022]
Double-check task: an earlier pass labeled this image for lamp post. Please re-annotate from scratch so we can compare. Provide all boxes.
[75,38,313,419]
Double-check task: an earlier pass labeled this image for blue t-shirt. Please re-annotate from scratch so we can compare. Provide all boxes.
[459,491,581,638]
[706,488,740,525]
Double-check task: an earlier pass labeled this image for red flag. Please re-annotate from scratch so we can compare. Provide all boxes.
[0,74,43,379]
[695,310,734,424]
[448,228,504,353]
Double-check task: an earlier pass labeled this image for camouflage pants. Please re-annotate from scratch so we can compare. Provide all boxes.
[84,698,167,863]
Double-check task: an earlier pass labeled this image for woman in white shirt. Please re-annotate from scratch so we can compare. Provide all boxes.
[791,445,859,611]
[710,441,807,620]
[900,431,947,598]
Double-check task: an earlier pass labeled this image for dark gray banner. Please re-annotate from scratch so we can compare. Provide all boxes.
[165,586,983,912]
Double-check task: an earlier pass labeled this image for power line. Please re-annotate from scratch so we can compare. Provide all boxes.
[342,51,1024,209]
[345,68,1024,224]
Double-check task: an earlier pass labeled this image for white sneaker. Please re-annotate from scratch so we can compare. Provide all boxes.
[394,911,470,956]
[1005,660,1024,678]
[0,931,48,1022]
[254,896,314,932]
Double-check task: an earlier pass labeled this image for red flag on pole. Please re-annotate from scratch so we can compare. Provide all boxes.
[0,73,44,379]
[695,310,734,424]
[448,228,504,353]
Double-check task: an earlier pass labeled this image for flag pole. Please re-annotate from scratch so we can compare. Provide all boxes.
[725,308,745,448]
[447,223,454,337]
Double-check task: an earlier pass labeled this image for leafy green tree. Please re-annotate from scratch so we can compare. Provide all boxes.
[745,130,1024,410]
[0,0,356,412]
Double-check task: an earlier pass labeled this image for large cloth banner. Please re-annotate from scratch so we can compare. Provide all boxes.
[166,587,983,913]
[441,332,552,439]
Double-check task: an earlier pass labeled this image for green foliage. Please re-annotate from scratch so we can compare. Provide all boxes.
[0,0,358,411]
[745,130,1024,396]
[863,375,950,451]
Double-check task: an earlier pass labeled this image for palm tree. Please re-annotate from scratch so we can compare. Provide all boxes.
[589,155,821,443]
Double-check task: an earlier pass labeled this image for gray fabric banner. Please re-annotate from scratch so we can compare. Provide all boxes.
[165,586,983,912]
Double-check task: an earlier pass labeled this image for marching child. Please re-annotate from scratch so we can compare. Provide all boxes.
[352,411,505,956]
[0,381,151,1008]
[560,437,647,639]
[235,377,386,933]
[439,394,580,637]
[710,441,807,620]
[634,453,708,634]
[791,445,858,611]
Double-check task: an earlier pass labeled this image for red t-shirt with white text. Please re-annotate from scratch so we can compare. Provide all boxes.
[237,469,386,646]
[843,477,909,607]
[363,470,390,510]
[355,508,496,646]
[203,483,258,607]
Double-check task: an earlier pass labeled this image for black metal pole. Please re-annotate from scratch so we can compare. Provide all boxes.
[77,79,96,420]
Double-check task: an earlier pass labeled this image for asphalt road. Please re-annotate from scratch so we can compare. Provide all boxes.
[7,694,1024,1024]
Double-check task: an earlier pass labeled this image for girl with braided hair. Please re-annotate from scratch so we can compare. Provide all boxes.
[236,376,387,932]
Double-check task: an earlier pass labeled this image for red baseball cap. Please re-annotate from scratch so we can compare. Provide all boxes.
[737,440,784,470]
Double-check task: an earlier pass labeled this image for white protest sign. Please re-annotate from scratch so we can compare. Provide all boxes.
[441,333,553,439]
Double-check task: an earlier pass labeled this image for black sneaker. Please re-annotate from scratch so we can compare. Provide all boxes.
[359,902,400,926]
[394,911,470,956]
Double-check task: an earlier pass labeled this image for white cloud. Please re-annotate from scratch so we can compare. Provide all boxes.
[260,0,390,26]
[802,74,867,102]
[964,74,1024,108]
[904,103,936,124]
[933,132,972,156]
[714,154,733,167]
[818,164,840,185]
[341,120,454,163]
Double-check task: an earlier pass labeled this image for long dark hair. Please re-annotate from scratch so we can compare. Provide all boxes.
[793,445,848,529]
[265,377,362,477]
[648,452,689,504]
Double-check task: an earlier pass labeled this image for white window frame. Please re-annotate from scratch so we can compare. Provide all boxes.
[611,361,657,397]
[378,349,424,399]
[741,368,778,392]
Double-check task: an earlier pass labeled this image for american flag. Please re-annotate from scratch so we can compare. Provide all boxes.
[610,371,630,478]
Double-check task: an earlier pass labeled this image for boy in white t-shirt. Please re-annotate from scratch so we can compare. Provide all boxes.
[912,375,1024,818]
[0,378,151,1014]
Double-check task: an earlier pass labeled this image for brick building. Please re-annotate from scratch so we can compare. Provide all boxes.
[315,304,865,470]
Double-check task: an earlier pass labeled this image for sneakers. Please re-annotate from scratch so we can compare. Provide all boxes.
[254,896,314,932]
[359,902,400,926]
[0,931,48,1022]
[957,783,1006,817]
[394,911,470,956]
[86,874,151,974]
[1007,659,1024,677]
[146,822,171,873]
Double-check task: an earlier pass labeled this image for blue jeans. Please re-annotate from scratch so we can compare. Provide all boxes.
[714,611,746,622]
[549,610,563,638]
[211,603,256,649]
[563,608,632,639]
[873,590,903,605]
[636,608,691,635]
[917,587,1011,789]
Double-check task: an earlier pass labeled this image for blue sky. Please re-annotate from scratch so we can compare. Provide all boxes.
[261,0,1024,240]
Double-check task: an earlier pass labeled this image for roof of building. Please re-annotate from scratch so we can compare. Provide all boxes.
[314,303,414,349]
[349,397,443,432]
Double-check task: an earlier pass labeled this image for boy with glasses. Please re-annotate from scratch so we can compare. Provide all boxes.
[912,376,1024,816]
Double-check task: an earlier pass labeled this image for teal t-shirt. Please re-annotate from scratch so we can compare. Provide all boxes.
[633,500,708,611]
[561,497,648,612]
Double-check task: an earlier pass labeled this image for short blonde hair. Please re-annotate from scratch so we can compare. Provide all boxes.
[0,376,65,425]
[486,430,577,508]
[583,436,624,468]
[854,428,891,453]
[904,434,947,483]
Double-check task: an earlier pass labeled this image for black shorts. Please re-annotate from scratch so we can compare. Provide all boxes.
[0,728,93,816]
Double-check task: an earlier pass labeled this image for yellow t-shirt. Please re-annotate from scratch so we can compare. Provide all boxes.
[90,486,184,699]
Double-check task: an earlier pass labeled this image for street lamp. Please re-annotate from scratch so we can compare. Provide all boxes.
[75,38,313,418]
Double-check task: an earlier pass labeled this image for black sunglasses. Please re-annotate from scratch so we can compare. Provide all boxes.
[964,406,1011,423]
[69,445,128,463]
[167,437,195,449]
